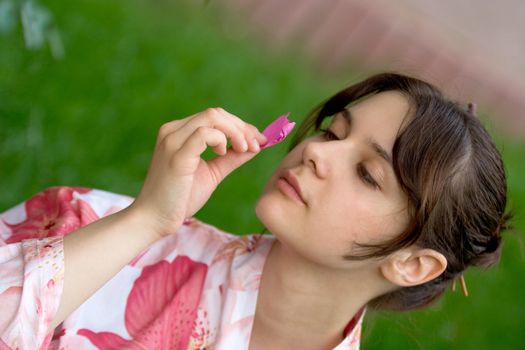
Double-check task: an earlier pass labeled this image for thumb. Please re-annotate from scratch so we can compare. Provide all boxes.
[207,148,260,182]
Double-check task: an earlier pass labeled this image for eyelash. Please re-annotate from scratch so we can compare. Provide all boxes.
[318,128,380,189]
[319,128,338,142]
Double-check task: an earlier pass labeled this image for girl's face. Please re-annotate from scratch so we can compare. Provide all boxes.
[255,91,412,269]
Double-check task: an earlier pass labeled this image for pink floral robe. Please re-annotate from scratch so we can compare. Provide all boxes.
[0,186,365,349]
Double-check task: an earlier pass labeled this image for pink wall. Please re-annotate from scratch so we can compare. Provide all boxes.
[219,0,525,136]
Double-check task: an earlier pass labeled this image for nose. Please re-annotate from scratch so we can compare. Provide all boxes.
[302,140,331,178]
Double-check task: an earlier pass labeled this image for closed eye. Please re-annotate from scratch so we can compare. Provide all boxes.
[357,163,380,189]
[319,128,380,190]
[319,128,339,141]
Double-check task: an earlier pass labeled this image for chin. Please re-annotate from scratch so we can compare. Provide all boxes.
[255,193,288,235]
[254,195,272,225]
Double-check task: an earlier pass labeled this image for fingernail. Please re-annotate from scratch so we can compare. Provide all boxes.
[258,133,267,144]
[252,138,260,152]
[242,139,248,151]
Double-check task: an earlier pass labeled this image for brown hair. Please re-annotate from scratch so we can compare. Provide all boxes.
[287,72,512,311]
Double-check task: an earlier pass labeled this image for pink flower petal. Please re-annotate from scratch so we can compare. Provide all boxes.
[77,329,140,349]
[0,338,14,350]
[3,187,97,243]
[260,113,295,149]
[127,257,207,348]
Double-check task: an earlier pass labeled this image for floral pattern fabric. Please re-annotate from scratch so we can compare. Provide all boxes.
[0,187,364,349]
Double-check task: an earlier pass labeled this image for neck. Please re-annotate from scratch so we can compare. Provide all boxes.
[251,240,385,349]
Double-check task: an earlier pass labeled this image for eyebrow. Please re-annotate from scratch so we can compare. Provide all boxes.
[340,108,393,166]
[368,139,392,165]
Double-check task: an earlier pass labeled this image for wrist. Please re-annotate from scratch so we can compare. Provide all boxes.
[123,202,183,240]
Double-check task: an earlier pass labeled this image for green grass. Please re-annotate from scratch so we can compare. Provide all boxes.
[1,0,523,348]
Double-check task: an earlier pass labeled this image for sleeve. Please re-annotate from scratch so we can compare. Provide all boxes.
[0,186,135,349]
[0,237,64,350]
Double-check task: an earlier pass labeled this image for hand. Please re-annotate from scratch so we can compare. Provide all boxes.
[129,108,268,238]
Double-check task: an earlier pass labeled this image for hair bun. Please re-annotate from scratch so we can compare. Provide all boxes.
[471,235,502,268]
[486,234,501,253]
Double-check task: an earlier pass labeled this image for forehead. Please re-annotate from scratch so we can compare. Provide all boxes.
[335,91,411,142]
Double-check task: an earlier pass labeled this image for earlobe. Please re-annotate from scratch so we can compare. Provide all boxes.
[380,248,447,287]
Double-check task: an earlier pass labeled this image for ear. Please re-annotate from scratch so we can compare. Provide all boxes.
[379,248,447,287]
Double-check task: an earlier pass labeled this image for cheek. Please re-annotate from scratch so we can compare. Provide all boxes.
[353,204,410,244]
[315,192,407,246]
[315,200,372,244]
[373,195,411,238]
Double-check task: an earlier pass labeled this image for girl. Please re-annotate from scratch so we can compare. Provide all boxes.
[0,73,510,349]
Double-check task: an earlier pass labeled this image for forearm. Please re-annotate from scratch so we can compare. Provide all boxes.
[50,206,166,330]
[47,108,265,331]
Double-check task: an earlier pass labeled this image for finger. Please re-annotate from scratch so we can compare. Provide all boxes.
[220,110,268,151]
[166,108,246,153]
[155,110,208,148]
[244,124,266,152]
[156,108,267,154]
[200,108,254,153]
[213,108,268,149]
[181,108,265,153]
[206,145,260,183]
[155,118,188,148]
[170,126,228,174]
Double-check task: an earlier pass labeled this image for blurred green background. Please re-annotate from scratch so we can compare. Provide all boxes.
[1,0,523,348]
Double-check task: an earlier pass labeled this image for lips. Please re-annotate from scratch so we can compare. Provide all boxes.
[279,169,306,205]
